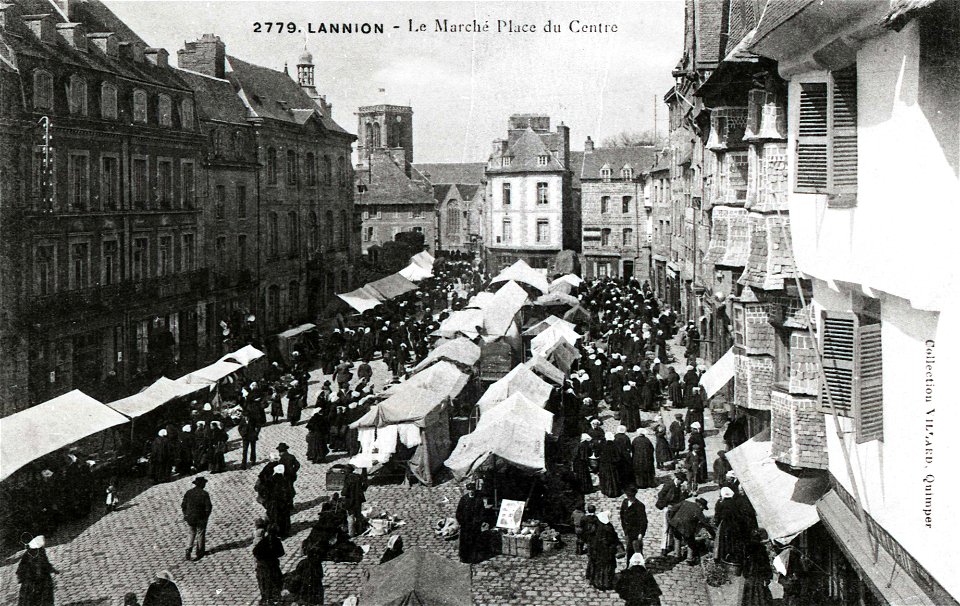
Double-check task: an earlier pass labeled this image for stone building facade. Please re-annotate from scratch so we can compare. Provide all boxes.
[414,162,485,254]
[355,105,436,255]
[483,114,577,274]
[0,0,208,411]
[577,137,656,280]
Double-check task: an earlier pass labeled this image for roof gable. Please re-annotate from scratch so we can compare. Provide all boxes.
[580,147,657,179]
[359,152,436,206]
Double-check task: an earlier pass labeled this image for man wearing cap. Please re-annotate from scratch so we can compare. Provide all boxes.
[655,472,687,556]
[668,497,715,564]
[615,552,662,606]
[237,413,260,470]
[620,486,648,563]
[181,477,212,561]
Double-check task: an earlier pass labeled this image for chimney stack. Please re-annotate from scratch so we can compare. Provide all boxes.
[177,33,225,79]
[584,136,595,152]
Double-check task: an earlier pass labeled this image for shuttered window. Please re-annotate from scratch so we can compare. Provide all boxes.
[818,310,883,442]
[794,65,858,203]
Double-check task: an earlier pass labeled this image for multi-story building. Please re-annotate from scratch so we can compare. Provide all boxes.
[0,0,209,411]
[648,152,674,304]
[577,136,656,280]
[483,114,577,274]
[354,104,436,255]
[178,36,357,334]
[746,0,960,603]
[414,162,486,254]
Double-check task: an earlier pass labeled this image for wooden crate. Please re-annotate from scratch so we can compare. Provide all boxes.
[325,464,350,491]
[500,534,540,558]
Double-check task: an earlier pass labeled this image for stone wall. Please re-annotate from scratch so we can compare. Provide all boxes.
[734,352,775,410]
[771,388,828,469]
[789,331,819,396]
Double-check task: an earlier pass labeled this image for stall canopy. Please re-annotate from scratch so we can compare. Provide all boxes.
[435,308,485,338]
[699,348,736,398]
[445,416,547,480]
[179,360,242,385]
[534,292,580,309]
[107,377,208,419]
[220,344,267,367]
[530,322,582,357]
[277,323,317,341]
[482,281,529,337]
[367,273,418,300]
[339,287,384,313]
[399,261,433,282]
[410,251,435,270]
[412,337,481,373]
[490,259,550,294]
[542,338,580,374]
[386,361,469,402]
[352,386,448,429]
[524,355,565,386]
[522,315,576,337]
[553,273,583,288]
[1,390,129,482]
[563,305,592,324]
[358,547,471,606]
[476,364,553,413]
[479,392,554,435]
[464,291,495,310]
[726,428,830,544]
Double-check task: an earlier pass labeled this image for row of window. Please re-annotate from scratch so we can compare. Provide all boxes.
[599,195,633,214]
[591,228,635,247]
[32,150,196,212]
[33,69,194,128]
[265,148,347,187]
[261,209,350,259]
[361,205,425,220]
[500,182,550,206]
[497,218,551,244]
[599,166,634,181]
[362,225,424,243]
[33,233,197,295]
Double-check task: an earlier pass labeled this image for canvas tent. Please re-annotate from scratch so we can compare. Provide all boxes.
[482,281,529,337]
[464,291,496,309]
[399,261,432,282]
[339,286,384,313]
[178,359,242,385]
[358,547,471,606]
[107,377,208,419]
[366,273,418,300]
[552,274,583,288]
[534,292,580,308]
[478,392,554,435]
[476,364,553,413]
[490,259,550,294]
[522,315,576,337]
[445,415,547,480]
[220,344,267,367]
[530,322,582,357]
[1,390,129,482]
[412,337,481,373]
[524,355,565,386]
[410,250,435,270]
[386,361,469,402]
[350,386,452,485]
[435,308,485,338]
[541,338,580,374]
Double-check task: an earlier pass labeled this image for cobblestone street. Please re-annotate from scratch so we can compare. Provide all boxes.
[1,341,721,606]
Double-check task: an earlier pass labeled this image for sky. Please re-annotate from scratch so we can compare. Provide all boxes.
[104,1,685,163]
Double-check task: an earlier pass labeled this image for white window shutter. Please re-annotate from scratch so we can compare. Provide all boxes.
[830,65,858,194]
[819,310,857,415]
[855,323,883,442]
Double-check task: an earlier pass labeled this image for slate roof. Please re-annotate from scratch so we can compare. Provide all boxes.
[694,0,728,68]
[175,68,249,124]
[413,162,485,184]
[4,0,190,91]
[579,147,657,180]
[433,184,453,201]
[457,184,480,200]
[727,0,766,52]
[357,151,435,206]
[487,127,567,174]
[750,0,816,48]
[568,151,585,189]
[226,54,349,134]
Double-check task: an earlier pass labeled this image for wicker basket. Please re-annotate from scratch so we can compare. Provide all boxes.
[542,539,560,553]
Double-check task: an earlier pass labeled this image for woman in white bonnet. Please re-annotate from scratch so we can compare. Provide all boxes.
[16,535,58,606]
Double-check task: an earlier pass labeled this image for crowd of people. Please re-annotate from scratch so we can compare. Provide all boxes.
[14,258,780,606]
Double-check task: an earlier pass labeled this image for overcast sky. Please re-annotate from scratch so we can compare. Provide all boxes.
[104,1,685,163]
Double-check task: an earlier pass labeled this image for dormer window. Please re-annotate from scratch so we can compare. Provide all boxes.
[600,166,612,182]
[621,166,633,180]
[537,154,549,166]
[502,157,511,167]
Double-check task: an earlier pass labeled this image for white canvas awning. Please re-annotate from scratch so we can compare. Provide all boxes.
[107,377,208,419]
[478,392,554,435]
[277,323,317,340]
[179,360,242,384]
[477,364,553,413]
[699,348,736,398]
[530,322,582,357]
[399,261,433,282]
[490,259,549,294]
[220,344,267,366]
[2,390,129,481]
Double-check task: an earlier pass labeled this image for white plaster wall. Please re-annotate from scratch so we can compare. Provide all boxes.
[787,23,960,312]
[815,279,960,599]
[486,173,563,249]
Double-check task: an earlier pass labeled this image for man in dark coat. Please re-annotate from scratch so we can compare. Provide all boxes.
[342,466,368,537]
[142,570,183,606]
[631,431,656,489]
[619,487,648,563]
[277,443,301,488]
[613,426,634,490]
[615,553,663,606]
[455,482,486,564]
[714,450,733,488]
[668,497,715,564]
[668,413,685,458]
[655,473,687,557]
[181,477,212,561]
[253,521,285,604]
[238,414,260,470]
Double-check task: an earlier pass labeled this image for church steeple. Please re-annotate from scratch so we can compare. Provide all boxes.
[295,45,329,114]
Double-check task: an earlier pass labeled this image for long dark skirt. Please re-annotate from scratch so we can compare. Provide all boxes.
[306,430,328,463]
[285,556,324,605]
[256,560,283,603]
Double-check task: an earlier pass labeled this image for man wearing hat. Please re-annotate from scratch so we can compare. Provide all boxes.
[455,481,487,564]
[655,472,688,556]
[276,443,301,487]
[668,497,715,564]
[181,477,212,561]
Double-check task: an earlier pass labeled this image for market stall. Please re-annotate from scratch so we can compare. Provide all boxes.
[219,344,268,378]
[530,322,582,357]
[411,337,481,373]
[270,323,317,365]
[349,385,452,485]
[476,364,554,413]
[540,338,580,374]
[359,547,471,606]
[523,355,565,387]
[489,259,550,295]
[1,390,129,482]
[522,315,577,338]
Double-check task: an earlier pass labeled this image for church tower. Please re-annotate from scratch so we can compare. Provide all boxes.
[355,104,414,176]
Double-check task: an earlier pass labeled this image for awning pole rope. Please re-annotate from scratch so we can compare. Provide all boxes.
[770,199,877,565]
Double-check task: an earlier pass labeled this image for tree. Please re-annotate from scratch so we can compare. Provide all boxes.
[601,130,660,148]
